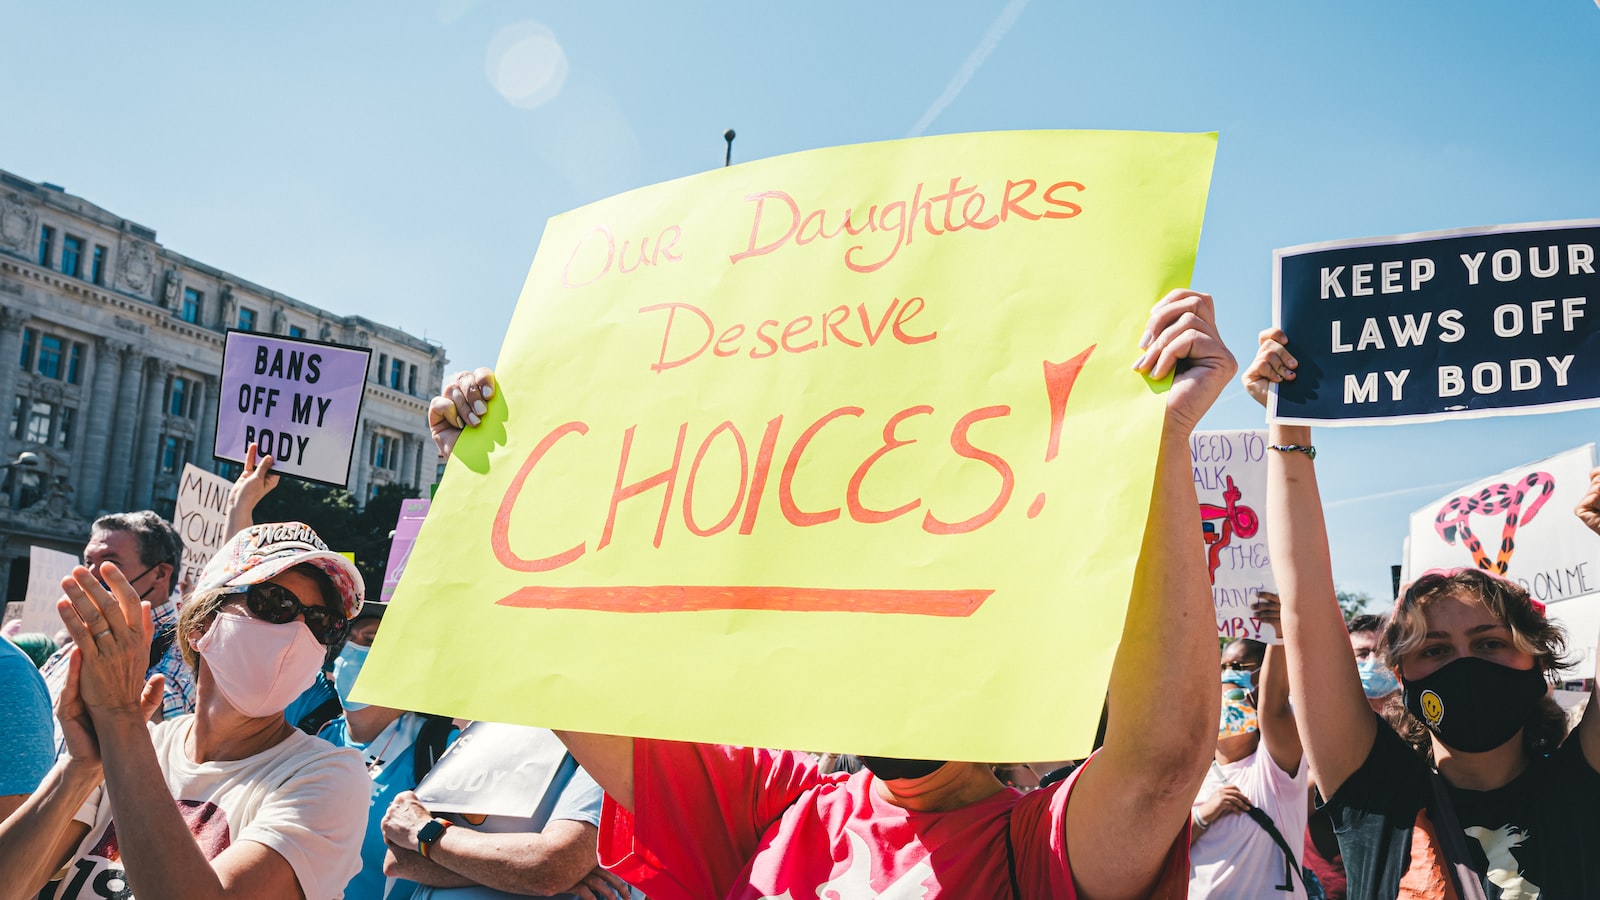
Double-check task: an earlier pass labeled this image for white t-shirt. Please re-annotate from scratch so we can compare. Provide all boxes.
[48,715,368,900]
[1189,745,1311,899]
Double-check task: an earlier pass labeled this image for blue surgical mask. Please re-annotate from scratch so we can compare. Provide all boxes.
[332,641,370,710]
[1357,657,1399,699]
[1221,668,1256,691]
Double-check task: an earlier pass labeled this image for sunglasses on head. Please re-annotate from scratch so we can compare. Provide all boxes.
[242,581,349,647]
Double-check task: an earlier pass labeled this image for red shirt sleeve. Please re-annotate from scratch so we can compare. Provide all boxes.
[599,739,825,900]
[1009,754,1193,899]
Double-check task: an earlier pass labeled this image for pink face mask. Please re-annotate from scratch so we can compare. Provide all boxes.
[195,608,325,717]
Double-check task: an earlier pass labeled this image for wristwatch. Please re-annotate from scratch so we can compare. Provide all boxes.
[417,817,453,859]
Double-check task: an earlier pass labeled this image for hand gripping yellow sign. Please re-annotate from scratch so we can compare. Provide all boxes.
[358,130,1216,762]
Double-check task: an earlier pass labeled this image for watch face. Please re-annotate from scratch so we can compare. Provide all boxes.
[419,820,446,844]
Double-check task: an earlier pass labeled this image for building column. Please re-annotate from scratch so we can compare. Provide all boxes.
[76,337,126,517]
[131,358,172,510]
[351,421,371,503]
[0,307,27,461]
[102,347,146,512]
[197,375,219,472]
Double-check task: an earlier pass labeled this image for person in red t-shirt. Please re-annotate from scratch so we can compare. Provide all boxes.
[428,290,1237,900]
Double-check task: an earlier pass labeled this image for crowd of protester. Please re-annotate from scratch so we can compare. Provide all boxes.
[0,298,1596,898]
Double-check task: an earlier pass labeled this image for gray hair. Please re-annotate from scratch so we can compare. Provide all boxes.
[90,510,184,598]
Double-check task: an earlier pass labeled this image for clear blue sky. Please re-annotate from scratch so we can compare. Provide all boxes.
[4,0,1599,605]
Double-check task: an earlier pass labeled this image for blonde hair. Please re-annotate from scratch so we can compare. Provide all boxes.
[176,585,234,670]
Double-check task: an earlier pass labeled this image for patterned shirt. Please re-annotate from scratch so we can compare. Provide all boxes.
[41,599,195,753]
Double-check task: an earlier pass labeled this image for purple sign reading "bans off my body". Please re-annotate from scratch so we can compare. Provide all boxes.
[215,332,372,487]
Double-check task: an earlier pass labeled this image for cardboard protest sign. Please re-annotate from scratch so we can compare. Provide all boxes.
[379,499,429,603]
[172,464,233,593]
[1192,430,1277,641]
[214,332,371,487]
[358,130,1217,761]
[414,723,568,817]
[20,546,81,633]
[1407,445,1600,606]
[1271,220,1600,426]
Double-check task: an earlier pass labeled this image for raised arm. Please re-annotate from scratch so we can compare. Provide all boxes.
[1252,594,1304,776]
[224,442,279,541]
[1572,468,1600,771]
[1066,290,1237,900]
[429,369,638,809]
[1245,328,1374,796]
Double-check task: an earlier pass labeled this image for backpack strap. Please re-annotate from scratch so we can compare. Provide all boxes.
[296,695,345,735]
[1242,806,1311,893]
[412,714,458,784]
[1426,770,1490,900]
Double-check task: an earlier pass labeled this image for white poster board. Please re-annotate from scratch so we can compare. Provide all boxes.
[20,546,81,634]
[1406,444,1600,605]
[173,463,233,595]
[1545,595,1600,682]
[1192,430,1278,641]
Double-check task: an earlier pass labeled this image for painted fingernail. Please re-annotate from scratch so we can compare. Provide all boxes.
[468,413,481,426]
[1138,330,1152,349]
[473,400,487,415]
[482,385,494,398]
[1131,352,1148,370]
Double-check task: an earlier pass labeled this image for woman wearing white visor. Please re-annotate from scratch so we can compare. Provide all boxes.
[0,521,369,900]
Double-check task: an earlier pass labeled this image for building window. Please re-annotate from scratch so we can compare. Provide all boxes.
[288,325,306,339]
[181,288,203,324]
[408,364,418,395]
[389,359,404,390]
[12,397,60,445]
[55,407,74,450]
[239,307,256,331]
[160,436,191,474]
[91,245,107,285]
[36,335,63,380]
[376,353,388,383]
[169,376,189,417]
[18,330,86,383]
[372,434,402,470]
[61,235,84,278]
[37,226,54,267]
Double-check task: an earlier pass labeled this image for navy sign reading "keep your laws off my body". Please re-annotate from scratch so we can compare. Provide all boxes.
[1271,219,1600,426]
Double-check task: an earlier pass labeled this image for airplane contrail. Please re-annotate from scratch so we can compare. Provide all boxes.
[908,0,1031,138]
[1323,479,1466,510]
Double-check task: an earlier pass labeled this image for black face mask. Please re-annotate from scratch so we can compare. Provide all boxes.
[1401,656,1548,753]
[858,756,948,781]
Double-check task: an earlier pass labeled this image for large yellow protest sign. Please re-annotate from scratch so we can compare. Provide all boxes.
[357,130,1216,761]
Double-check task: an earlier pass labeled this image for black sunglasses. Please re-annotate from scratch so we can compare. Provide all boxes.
[244,581,349,647]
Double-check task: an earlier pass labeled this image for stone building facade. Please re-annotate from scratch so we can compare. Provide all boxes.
[0,167,448,600]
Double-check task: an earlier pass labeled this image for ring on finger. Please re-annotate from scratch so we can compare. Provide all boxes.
[93,627,112,640]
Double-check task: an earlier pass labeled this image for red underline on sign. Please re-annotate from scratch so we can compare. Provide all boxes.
[495,586,993,616]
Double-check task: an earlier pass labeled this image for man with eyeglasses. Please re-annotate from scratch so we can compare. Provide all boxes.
[38,510,192,753]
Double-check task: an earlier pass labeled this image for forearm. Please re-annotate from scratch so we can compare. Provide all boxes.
[1258,642,1304,772]
[1268,423,1374,792]
[93,713,233,899]
[424,821,599,895]
[0,759,101,897]
[1103,426,1216,776]
[554,730,634,811]
[384,845,477,888]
